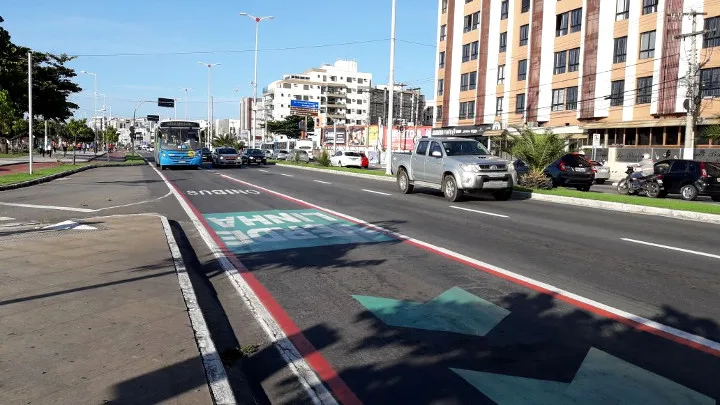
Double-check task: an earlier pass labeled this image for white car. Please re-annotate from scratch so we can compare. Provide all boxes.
[331,151,362,167]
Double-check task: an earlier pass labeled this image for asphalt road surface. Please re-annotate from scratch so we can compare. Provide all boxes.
[151,161,719,405]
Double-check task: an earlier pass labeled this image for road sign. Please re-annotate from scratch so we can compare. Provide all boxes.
[592,133,601,147]
[158,97,175,108]
[290,100,319,116]
[147,115,159,122]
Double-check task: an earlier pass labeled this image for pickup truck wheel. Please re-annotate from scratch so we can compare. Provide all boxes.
[397,169,414,194]
[443,175,463,202]
[493,188,513,201]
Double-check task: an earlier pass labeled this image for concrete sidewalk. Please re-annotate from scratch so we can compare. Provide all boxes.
[0,152,105,167]
[0,215,226,405]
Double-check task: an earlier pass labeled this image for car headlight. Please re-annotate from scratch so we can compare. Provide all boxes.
[220,156,224,160]
[508,162,515,171]
[459,163,480,173]
[161,152,166,157]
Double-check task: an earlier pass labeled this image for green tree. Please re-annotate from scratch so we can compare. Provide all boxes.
[266,115,314,139]
[66,118,95,143]
[501,127,570,189]
[103,127,119,144]
[0,17,81,121]
[0,89,15,153]
[211,133,236,148]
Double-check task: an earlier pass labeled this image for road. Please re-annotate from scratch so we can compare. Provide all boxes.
[590,181,719,203]
[2,157,718,404]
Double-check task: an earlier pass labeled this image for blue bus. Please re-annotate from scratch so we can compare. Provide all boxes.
[154,120,203,170]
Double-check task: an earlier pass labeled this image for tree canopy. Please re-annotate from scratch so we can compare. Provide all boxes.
[267,115,314,139]
[66,118,95,143]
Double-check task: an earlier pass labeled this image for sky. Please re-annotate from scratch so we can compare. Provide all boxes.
[3,0,438,121]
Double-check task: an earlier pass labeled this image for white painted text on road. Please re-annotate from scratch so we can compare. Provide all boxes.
[187,189,261,196]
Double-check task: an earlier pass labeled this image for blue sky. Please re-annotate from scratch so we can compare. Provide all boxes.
[3,0,438,121]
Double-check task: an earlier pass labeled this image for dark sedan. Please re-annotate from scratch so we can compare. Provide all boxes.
[653,159,720,201]
[200,147,212,162]
[241,148,267,165]
[544,153,595,191]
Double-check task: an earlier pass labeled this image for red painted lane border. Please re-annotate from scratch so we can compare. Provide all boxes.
[216,173,720,359]
[163,173,363,405]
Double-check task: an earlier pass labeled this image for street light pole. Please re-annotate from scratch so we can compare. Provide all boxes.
[385,0,397,175]
[28,52,33,174]
[198,62,220,148]
[181,88,191,119]
[81,70,98,154]
[240,12,274,149]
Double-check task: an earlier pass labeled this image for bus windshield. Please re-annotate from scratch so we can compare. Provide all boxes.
[158,126,199,150]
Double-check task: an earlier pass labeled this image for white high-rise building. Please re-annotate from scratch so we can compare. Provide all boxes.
[264,59,372,127]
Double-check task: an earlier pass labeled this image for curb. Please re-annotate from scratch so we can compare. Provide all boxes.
[275,162,395,182]
[514,191,720,224]
[159,216,237,405]
[0,162,146,192]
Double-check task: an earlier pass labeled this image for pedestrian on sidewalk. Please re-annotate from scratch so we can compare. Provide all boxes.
[45,142,52,158]
[62,142,68,157]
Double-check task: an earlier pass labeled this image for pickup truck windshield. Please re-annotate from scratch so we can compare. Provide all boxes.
[441,141,490,156]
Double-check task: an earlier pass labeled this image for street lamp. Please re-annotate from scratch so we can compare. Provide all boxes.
[385,0,397,175]
[80,70,98,153]
[239,12,274,149]
[198,62,220,148]
[180,88,192,119]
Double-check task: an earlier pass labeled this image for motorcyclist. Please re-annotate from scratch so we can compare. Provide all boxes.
[630,153,654,188]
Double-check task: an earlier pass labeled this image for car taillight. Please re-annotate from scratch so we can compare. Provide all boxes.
[656,173,664,180]
[558,161,566,171]
[700,162,708,178]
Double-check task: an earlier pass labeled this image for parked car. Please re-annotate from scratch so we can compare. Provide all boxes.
[211,147,241,168]
[589,160,610,184]
[241,148,267,165]
[392,137,515,202]
[543,153,595,191]
[358,152,370,169]
[331,151,363,167]
[653,159,720,201]
[285,149,310,163]
[263,149,274,158]
[513,160,530,177]
[200,147,212,162]
[276,150,289,160]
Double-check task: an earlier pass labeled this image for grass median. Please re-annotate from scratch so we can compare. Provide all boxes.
[515,186,720,214]
[0,163,90,186]
[272,160,392,177]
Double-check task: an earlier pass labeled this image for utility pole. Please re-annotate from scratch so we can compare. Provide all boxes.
[28,51,33,174]
[385,0,397,175]
[673,9,708,160]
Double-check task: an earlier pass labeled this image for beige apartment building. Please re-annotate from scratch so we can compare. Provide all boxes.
[433,0,720,150]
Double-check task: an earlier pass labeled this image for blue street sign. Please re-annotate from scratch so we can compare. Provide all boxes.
[290,100,319,110]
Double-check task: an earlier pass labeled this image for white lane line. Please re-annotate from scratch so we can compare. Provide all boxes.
[258,169,269,173]
[314,180,332,185]
[0,216,15,221]
[159,216,237,405]
[280,173,293,177]
[621,238,720,260]
[362,189,391,196]
[146,162,337,405]
[217,174,720,357]
[0,202,95,213]
[450,205,509,218]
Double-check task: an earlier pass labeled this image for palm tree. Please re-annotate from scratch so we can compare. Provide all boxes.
[211,133,235,148]
[501,126,570,173]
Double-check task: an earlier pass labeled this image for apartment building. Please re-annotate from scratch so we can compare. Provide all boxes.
[434,0,720,149]
[264,60,372,126]
[368,85,427,126]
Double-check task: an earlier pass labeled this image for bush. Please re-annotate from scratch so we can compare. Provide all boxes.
[518,170,553,190]
[317,149,330,166]
[292,150,301,163]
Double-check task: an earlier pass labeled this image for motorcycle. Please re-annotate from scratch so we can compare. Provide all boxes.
[616,165,661,198]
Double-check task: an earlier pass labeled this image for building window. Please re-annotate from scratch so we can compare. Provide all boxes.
[568,48,580,72]
[552,89,565,111]
[516,93,526,113]
[642,0,658,15]
[613,36,627,63]
[497,65,505,85]
[436,106,443,120]
[519,24,529,46]
[472,12,480,30]
[570,8,582,33]
[464,14,472,33]
[501,0,509,19]
[522,0,530,13]
[462,43,471,62]
[636,76,653,104]
[639,31,656,59]
[468,101,476,118]
[616,0,629,21]
[610,80,625,106]
[442,0,447,13]
[556,12,569,37]
[471,41,479,60]
[437,79,444,96]
[469,71,477,90]
[460,73,470,91]
[439,51,445,68]
[554,50,567,75]
[703,17,720,48]
[701,67,720,97]
[459,102,468,119]
[499,32,507,52]
[496,97,504,115]
[566,86,578,110]
[440,24,446,41]
[518,59,527,81]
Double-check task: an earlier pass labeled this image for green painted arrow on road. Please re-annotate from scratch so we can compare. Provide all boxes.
[452,348,714,405]
[352,287,510,337]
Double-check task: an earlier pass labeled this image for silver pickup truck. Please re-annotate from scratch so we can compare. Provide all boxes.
[391,137,516,202]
